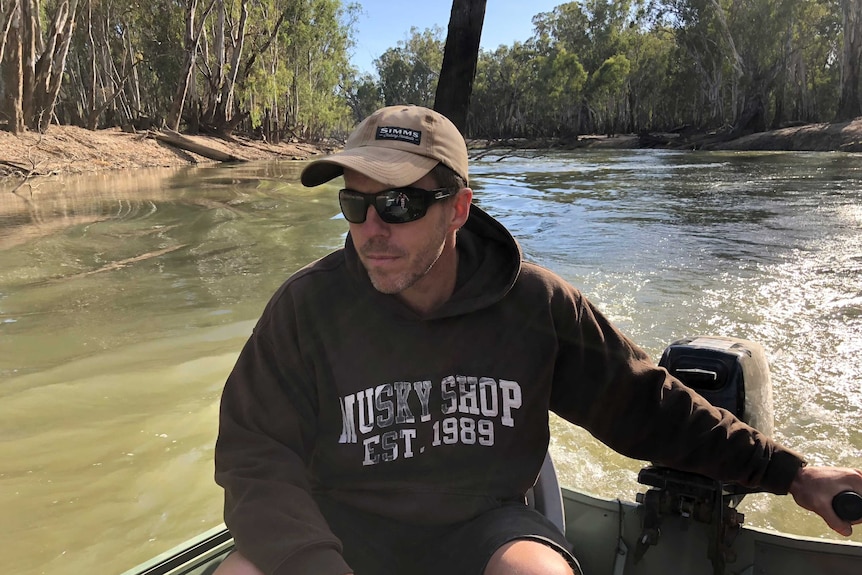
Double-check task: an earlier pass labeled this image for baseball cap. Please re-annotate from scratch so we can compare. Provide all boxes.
[300,105,469,188]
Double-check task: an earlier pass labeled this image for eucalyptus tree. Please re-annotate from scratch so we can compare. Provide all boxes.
[543,47,588,135]
[531,0,640,134]
[194,0,282,134]
[727,0,799,132]
[654,0,729,126]
[1,0,79,132]
[344,72,384,123]
[587,53,630,134]
[118,0,187,123]
[469,42,543,138]
[769,0,842,125]
[837,0,861,120]
[375,26,445,108]
[166,0,217,131]
[623,27,676,131]
[464,39,579,139]
[160,0,356,137]
[54,0,182,130]
[658,0,808,133]
[198,0,251,131]
[271,0,356,139]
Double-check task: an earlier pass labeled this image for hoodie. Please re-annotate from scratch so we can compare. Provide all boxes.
[214,205,805,575]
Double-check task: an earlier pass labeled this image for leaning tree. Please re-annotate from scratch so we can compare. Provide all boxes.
[434,0,487,133]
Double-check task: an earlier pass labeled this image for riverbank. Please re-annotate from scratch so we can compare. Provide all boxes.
[0,126,333,181]
[2,118,860,183]
[470,117,862,153]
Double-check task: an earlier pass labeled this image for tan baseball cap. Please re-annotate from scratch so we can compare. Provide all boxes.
[300,105,469,188]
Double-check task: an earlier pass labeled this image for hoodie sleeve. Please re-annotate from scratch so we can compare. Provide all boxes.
[214,290,352,575]
[548,285,806,495]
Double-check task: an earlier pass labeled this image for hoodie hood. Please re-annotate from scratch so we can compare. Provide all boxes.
[343,204,522,320]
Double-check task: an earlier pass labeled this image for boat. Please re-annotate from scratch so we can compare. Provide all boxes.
[122,337,862,575]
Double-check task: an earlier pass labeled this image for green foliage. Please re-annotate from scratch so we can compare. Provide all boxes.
[344,73,385,123]
[527,0,640,133]
[374,26,445,107]
[41,0,356,134]
[590,54,631,95]
[12,0,850,138]
[625,27,677,130]
[548,48,588,102]
[220,0,356,138]
[470,42,544,138]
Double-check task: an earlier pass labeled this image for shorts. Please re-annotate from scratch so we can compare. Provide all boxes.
[314,495,582,575]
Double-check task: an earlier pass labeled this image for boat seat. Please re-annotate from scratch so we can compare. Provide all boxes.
[526,451,566,534]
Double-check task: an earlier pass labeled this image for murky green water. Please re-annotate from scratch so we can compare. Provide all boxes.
[2,151,861,574]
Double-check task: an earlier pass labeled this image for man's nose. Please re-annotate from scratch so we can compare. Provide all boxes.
[360,204,390,234]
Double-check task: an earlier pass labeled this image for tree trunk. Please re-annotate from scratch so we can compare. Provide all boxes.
[124,27,141,117]
[205,0,225,125]
[734,92,766,135]
[153,129,245,161]
[837,0,862,121]
[20,0,36,123]
[3,0,78,132]
[36,0,78,131]
[214,0,248,131]
[87,0,96,128]
[2,0,24,133]
[0,0,20,66]
[166,0,199,131]
[167,0,216,131]
[433,0,486,134]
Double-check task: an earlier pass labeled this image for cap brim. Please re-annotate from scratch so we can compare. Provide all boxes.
[301,146,439,188]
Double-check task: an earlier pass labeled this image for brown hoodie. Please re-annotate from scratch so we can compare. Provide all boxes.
[214,205,805,575]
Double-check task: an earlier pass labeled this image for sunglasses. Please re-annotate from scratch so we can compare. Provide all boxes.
[338,186,457,224]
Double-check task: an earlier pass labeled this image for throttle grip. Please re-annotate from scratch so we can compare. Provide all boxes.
[832,491,862,522]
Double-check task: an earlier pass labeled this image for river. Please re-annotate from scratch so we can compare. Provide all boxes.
[1,150,860,575]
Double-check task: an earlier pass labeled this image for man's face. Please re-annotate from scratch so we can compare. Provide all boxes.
[342,169,459,298]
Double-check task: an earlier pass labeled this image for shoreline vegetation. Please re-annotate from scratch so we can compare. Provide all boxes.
[2,117,861,186]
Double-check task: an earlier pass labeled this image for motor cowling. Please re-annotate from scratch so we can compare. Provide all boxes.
[658,336,774,437]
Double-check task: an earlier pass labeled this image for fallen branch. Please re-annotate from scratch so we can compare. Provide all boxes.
[0,159,33,172]
[150,130,246,163]
[45,244,188,283]
[3,158,44,193]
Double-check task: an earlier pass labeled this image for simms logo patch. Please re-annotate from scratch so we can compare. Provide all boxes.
[376,126,422,145]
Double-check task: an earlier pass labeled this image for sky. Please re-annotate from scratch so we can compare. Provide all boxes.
[349,0,564,75]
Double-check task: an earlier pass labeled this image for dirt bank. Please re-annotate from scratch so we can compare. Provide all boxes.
[704,118,862,151]
[0,126,331,181]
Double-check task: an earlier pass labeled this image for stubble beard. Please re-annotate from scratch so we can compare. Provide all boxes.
[361,219,449,295]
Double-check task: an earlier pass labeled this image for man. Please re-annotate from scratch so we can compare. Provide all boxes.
[214,105,862,575]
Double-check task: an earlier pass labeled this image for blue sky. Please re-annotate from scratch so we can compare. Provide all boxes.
[349,0,564,74]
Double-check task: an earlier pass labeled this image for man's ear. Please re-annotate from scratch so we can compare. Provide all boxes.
[452,188,473,229]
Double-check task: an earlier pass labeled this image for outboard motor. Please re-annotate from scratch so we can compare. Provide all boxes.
[658,336,773,437]
[634,336,774,575]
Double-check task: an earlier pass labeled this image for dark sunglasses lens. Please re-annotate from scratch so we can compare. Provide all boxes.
[377,189,426,223]
[339,191,369,223]
[339,188,440,224]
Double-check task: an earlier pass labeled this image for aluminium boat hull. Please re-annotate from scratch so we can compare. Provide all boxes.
[121,486,862,575]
